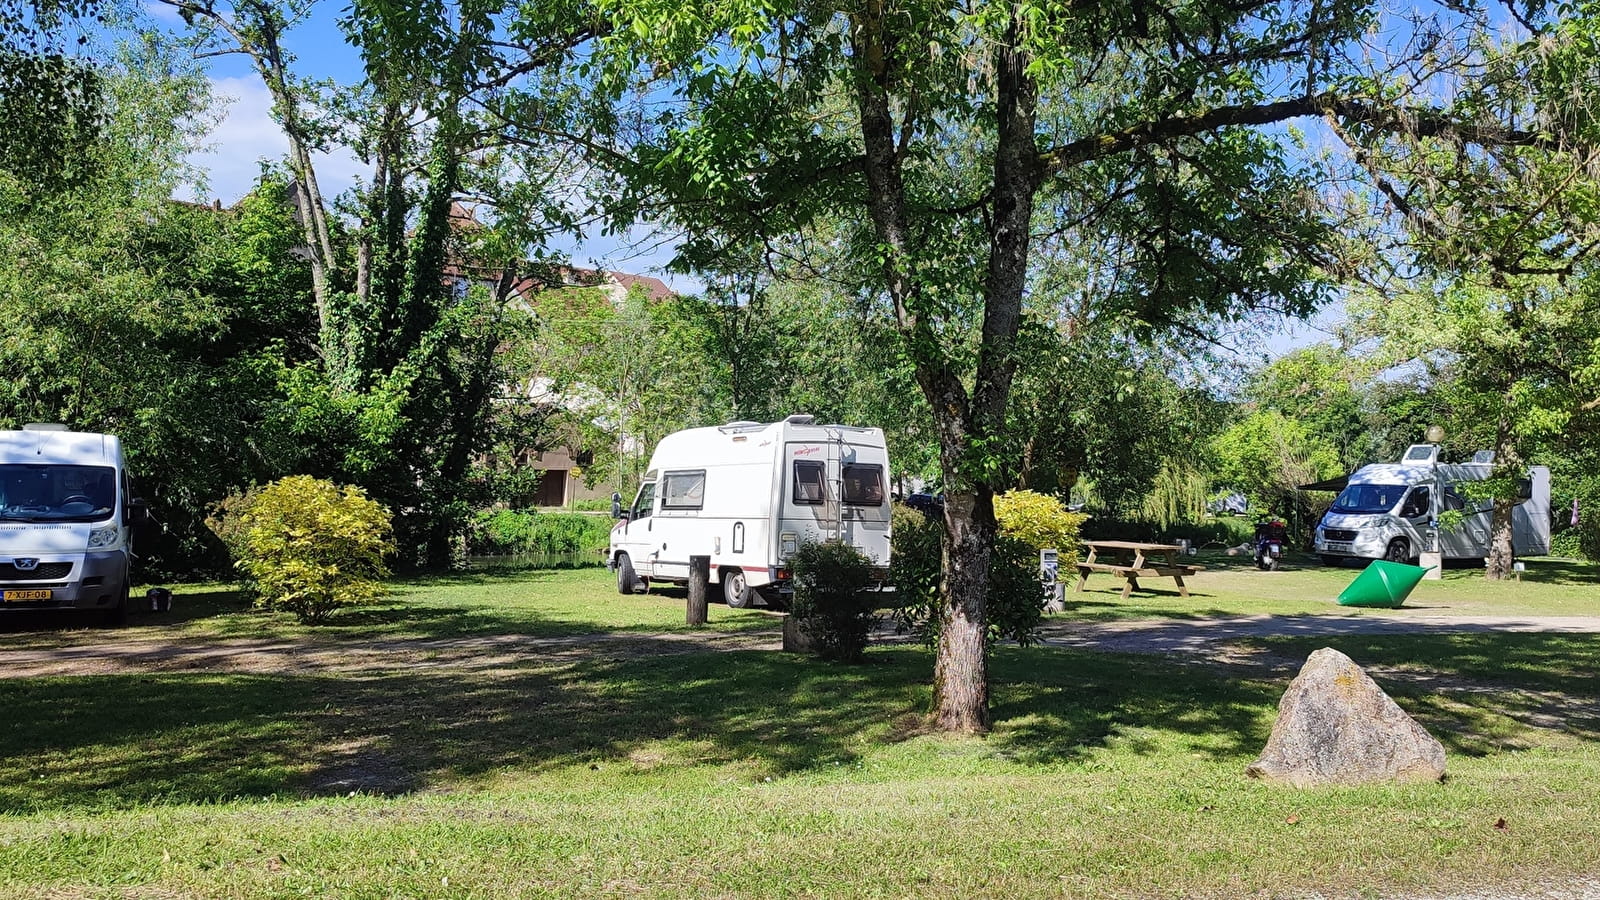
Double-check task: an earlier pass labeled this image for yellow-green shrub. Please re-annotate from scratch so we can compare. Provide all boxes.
[232,475,394,624]
[994,490,1088,566]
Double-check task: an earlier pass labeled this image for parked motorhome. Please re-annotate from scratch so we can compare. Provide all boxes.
[1313,444,1550,565]
[0,425,145,623]
[607,416,892,607]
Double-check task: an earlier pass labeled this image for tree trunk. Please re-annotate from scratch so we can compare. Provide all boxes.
[848,5,1039,733]
[1486,496,1516,579]
[933,490,995,732]
[1485,414,1520,580]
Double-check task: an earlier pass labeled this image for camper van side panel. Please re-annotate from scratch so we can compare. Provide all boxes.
[1513,467,1552,556]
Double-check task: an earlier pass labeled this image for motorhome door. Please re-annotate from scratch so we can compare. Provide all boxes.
[1437,486,1492,558]
[615,479,658,574]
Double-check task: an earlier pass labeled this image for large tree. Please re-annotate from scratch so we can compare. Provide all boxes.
[571,0,1579,729]
[154,0,609,564]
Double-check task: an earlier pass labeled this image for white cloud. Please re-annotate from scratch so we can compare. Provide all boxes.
[180,76,365,207]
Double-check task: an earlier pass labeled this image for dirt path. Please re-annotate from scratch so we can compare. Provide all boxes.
[5,611,1600,679]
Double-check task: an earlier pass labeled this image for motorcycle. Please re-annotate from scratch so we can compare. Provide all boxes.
[1254,517,1288,571]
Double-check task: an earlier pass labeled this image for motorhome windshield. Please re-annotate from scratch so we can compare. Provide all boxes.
[1329,483,1408,515]
[0,464,116,522]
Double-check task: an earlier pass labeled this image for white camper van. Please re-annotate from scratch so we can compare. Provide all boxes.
[1313,444,1550,565]
[0,425,143,623]
[607,416,892,607]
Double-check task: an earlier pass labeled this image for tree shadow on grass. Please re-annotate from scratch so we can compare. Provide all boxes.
[0,644,1278,813]
[1246,632,1600,754]
[3,635,1591,815]
[986,648,1282,764]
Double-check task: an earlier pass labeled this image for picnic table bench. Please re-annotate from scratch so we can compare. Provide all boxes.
[1074,540,1205,599]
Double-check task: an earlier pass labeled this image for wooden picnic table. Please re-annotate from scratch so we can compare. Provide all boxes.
[1075,540,1205,599]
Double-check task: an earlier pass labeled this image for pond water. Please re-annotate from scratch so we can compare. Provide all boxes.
[465,551,605,571]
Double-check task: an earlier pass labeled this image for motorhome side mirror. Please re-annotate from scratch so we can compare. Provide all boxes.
[126,498,149,524]
[611,491,623,519]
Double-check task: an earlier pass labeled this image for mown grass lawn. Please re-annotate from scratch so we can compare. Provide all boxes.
[1058,552,1600,620]
[0,561,1597,898]
[0,567,778,649]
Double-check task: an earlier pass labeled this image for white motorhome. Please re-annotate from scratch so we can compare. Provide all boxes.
[0,425,144,623]
[607,416,892,607]
[1313,444,1550,565]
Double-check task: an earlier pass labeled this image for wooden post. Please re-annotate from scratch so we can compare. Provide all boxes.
[687,555,710,626]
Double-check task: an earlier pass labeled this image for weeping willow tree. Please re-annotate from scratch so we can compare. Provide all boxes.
[1138,460,1213,531]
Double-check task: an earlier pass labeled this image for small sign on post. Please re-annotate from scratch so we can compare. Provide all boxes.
[1040,548,1064,613]
[687,555,710,626]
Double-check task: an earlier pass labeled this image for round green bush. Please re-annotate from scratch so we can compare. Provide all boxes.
[789,540,879,663]
[229,475,393,624]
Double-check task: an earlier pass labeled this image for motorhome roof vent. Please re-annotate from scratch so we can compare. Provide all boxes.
[716,421,765,434]
[784,414,816,425]
[1401,444,1439,465]
[1472,450,1495,464]
[22,423,68,432]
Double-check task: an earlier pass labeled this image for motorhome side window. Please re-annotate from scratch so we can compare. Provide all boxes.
[1444,489,1465,512]
[632,482,656,520]
[793,461,826,504]
[661,471,706,510]
[1400,486,1430,519]
[841,464,885,506]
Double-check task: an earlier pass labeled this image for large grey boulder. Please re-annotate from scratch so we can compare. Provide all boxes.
[1246,647,1446,788]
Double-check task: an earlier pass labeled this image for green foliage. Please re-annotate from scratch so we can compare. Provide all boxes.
[889,503,942,608]
[1244,346,1372,472]
[468,509,612,557]
[983,535,1050,648]
[228,475,394,624]
[1081,516,1254,549]
[896,529,1048,651]
[1137,460,1212,531]
[994,490,1088,567]
[1210,411,1342,512]
[788,540,879,663]
[514,286,732,494]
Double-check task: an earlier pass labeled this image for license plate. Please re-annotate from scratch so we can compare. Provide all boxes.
[3,589,52,602]
[1326,542,1353,553]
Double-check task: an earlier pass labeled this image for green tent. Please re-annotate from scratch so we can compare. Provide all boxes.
[1337,560,1433,608]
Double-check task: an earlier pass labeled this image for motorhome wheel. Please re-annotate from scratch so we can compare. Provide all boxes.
[723,569,754,608]
[615,554,639,595]
[102,582,130,628]
[1384,539,1412,564]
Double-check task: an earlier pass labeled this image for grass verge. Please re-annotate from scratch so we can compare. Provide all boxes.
[1,634,1598,898]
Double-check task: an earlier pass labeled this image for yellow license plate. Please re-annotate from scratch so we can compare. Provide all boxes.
[3,589,52,602]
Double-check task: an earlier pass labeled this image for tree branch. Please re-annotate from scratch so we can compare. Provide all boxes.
[1037,94,1565,178]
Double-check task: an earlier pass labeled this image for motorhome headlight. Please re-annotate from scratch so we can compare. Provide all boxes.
[87,525,119,549]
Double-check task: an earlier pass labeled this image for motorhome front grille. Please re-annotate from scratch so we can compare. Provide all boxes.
[0,562,71,581]
[1323,529,1358,542]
